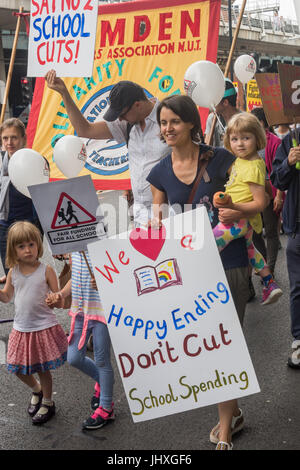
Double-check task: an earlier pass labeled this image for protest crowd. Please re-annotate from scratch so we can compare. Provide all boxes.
[1,0,300,454]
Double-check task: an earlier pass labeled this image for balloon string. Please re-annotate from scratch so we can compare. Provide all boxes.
[211,105,226,133]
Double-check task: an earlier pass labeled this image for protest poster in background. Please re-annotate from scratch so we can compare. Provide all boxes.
[246,79,262,112]
[277,63,300,118]
[27,0,98,77]
[29,175,105,255]
[88,207,260,423]
[256,73,300,126]
[27,0,221,190]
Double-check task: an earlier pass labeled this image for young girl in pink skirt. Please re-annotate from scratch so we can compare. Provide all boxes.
[1,221,68,425]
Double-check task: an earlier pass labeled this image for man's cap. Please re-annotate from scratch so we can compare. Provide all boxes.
[223,78,237,99]
[103,81,146,121]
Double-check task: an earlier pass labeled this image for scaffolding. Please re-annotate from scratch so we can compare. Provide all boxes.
[221,1,299,36]
[243,0,280,13]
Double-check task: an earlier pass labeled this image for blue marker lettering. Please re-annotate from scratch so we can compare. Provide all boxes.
[108,304,123,326]
[217,282,230,304]
[171,308,185,330]
[156,320,167,339]
[144,320,154,339]
[52,15,61,38]
[62,14,71,37]
[124,315,133,327]
[33,18,42,42]
[132,318,144,336]
[42,15,51,40]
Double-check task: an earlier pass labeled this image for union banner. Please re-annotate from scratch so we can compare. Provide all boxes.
[27,0,221,190]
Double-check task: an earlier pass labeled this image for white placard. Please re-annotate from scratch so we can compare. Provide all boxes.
[88,207,260,423]
[27,0,98,77]
[29,175,105,254]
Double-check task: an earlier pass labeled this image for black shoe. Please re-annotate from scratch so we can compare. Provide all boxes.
[247,277,256,303]
[27,391,43,417]
[91,395,100,411]
[32,402,55,425]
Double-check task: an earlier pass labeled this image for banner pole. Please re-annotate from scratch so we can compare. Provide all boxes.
[207,0,247,145]
[0,6,24,124]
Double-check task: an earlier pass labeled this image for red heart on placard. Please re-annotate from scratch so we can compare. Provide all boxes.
[129,225,166,261]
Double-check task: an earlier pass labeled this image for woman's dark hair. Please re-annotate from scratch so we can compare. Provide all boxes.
[156,95,204,143]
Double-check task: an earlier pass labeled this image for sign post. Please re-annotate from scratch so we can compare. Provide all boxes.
[0,6,24,124]
[207,0,248,145]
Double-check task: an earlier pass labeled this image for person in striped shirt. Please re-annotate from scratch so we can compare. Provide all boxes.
[46,250,114,430]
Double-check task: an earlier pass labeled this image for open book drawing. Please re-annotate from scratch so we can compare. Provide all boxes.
[134,258,182,296]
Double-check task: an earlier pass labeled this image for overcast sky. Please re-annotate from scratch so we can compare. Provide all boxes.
[279,0,296,20]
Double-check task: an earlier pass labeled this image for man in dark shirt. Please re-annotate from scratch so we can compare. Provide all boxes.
[0,118,42,282]
[271,134,300,368]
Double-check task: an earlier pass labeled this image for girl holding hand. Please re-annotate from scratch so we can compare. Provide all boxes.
[2,221,68,425]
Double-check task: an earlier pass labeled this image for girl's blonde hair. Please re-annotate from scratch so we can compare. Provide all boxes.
[6,221,43,268]
[223,112,267,153]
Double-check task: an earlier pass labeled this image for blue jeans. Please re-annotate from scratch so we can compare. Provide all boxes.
[67,316,114,410]
[286,234,300,340]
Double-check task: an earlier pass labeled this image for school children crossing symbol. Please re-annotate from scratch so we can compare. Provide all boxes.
[28,175,105,255]
[51,193,96,229]
[46,191,99,249]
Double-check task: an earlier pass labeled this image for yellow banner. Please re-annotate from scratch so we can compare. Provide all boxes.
[27,0,221,189]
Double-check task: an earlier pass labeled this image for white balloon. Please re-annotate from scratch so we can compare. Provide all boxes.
[234,55,257,84]
[184,60,225,109]
[8,149,50,198]
[53,135,87,178]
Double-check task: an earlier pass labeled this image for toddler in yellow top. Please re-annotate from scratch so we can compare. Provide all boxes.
[213,112,282,306]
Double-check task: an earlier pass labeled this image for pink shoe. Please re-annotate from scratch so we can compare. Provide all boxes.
[82,405,115,430]
[261,280,283,305]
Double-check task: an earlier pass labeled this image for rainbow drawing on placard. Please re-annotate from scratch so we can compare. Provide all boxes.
[158,271,172,283]
[134,258,182,296]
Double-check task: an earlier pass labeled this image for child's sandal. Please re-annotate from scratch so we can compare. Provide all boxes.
[32,402,55,425]
[27,391,43,417]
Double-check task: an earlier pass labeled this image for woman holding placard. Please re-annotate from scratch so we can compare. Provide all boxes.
[147,95,253,450]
